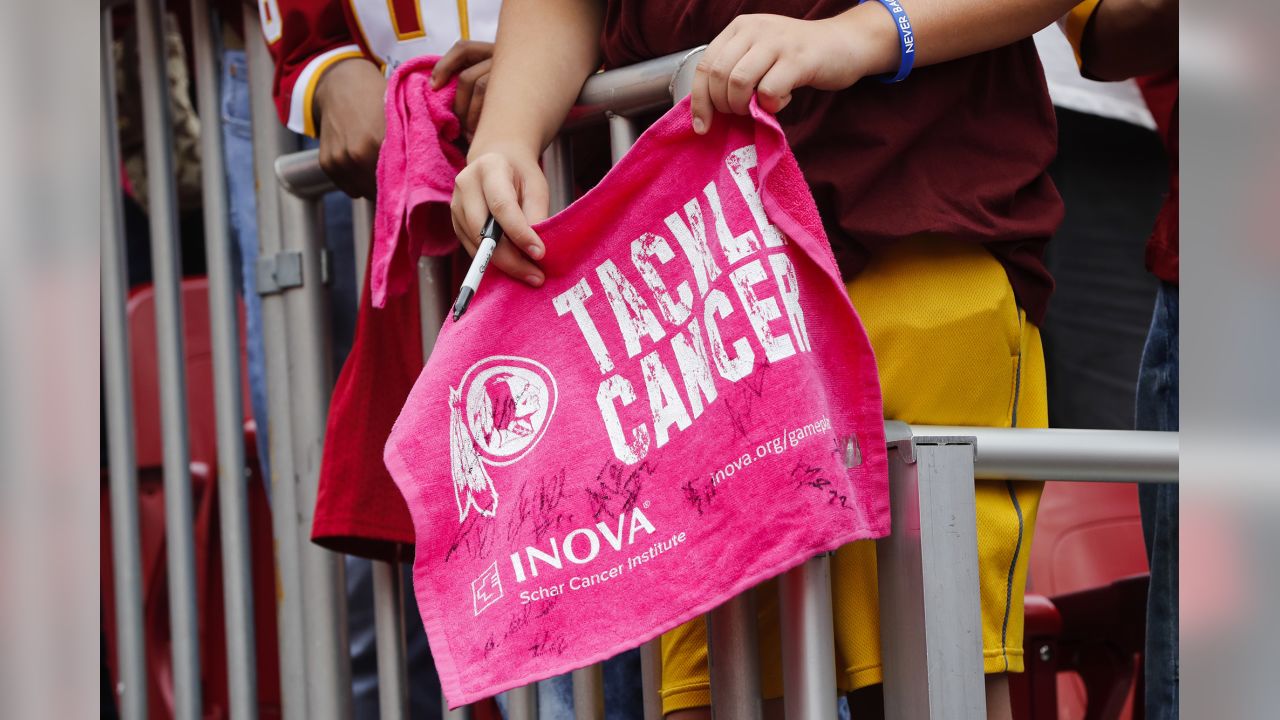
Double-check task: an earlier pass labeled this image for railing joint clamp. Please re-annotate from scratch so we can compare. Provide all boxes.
[257,249,332,295]
[911,436,979,462]
[257,251,303,295]
[319,247,332,285]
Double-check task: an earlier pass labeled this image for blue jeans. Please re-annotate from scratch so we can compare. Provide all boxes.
[1135,281,1178,719]
[494,650,642,720]
[220,49,272,488]
[346,557,443,719]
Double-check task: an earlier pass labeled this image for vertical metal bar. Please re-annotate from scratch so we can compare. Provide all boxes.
[541,139,574,213]
[668,48,703,101]
[707,593,762,720]
[779,557,837,720]
[416,238,465,720]
[572,666,605,720]
[352,198,373,295]
[276,186,353,720]
[876,438,987,720]
[189,2,258,716]
[101,10,147,719]
[639,641,663,720]
[606,102,667,720]
[676,49,805,719]
[534,142,569,720]
[606,113,638,164]
[415,231,466,720]
[245,10,308,717]
[504,687,539,720]
[135,0,202,715]
[418,256,451,356]
[352,196,413,720]
[876,442,930,720]
[372,561,409,720]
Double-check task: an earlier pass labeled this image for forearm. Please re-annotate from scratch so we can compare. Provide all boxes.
[835,0,1084,77]
[313,56,384,128]
[468,0,604,161]
[1081,0,1178,80]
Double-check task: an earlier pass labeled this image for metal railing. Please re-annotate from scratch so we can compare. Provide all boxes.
[100,7,146,719]
[100,3,1180,719]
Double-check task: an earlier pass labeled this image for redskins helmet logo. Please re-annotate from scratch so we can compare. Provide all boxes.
[448,356,557,523]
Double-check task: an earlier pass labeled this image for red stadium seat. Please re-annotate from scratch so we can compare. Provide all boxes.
[1015,481,1150,720]
[102,279,281,719]
[125,278,253,468]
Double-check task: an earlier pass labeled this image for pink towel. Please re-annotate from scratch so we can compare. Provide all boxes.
[386,96,890,707]
[372,55,466,308]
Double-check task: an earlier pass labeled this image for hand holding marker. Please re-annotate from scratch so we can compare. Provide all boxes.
[452,216,505,320]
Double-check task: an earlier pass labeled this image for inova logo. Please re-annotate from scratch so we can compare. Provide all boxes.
[509,507,656,582]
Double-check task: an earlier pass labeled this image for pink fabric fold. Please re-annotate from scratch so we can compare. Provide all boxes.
[385,97,890,707]
[372,55,466,308]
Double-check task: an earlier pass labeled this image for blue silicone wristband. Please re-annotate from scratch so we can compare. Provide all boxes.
[861,0,916,83]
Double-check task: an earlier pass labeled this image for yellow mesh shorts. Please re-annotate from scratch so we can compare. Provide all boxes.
[660,236,1048,714]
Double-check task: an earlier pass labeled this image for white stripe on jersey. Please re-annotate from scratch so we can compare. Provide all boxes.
[289,44,364,134]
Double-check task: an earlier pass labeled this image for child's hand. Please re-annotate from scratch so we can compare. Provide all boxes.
[431,40,496,141]
[451,144,550,287]
[690,10,897,134]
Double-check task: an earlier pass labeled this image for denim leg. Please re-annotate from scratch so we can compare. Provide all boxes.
[492,650,644,720]
[493,679,574,718]
[402,563,444,718]
[343,560,447,719]
[320,190,358,363]
[1136,282,1179,719]
[539,675,576,718]
[220,49,272,494]
[346,556,380,720]
[601,649,643,720]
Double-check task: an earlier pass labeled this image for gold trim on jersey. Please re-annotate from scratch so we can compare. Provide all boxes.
[303,49,366,137]
[1063,0,1103,68]
[457,0,471,41]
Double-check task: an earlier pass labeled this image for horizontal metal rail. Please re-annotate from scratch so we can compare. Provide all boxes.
[276,49,708,193]
[275,148,331,198]
[896,423,1178,484]
[564,48,705,128]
